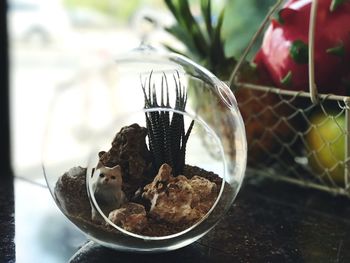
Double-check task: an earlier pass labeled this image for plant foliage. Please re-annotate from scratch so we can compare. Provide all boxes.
[163,0,263,84]
[142,71,194,175]
[164,0,235,79]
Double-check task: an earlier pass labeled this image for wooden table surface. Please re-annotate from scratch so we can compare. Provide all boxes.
[2,175,350,263]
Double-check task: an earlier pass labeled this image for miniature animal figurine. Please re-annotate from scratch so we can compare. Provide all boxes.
[90,163,127,222]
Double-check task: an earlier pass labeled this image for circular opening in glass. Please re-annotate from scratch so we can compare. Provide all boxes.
[85,108,226,240]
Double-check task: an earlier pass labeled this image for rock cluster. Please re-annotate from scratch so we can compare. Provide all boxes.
[54,166,91,218]
[143,164,217,224]
[98,123,152,197]
[108,203,147,233]
[54,124,221,236]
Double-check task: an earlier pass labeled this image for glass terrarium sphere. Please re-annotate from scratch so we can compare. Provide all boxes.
[42,46,247,252]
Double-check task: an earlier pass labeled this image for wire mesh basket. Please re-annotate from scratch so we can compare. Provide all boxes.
[230,0,350,196]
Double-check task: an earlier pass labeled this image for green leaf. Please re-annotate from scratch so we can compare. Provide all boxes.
[201,0,213,38]
[290,40,309,64]
[178,0,209,57]
[326,42,345,57]
[210,8,226,73]
[164,0,180,22]
[212,8,225,50]
[163,44,184,56]
[280,70,293,87]
[330,0,347,12]
[276,8,297,25]
[276,9,284,24]
[165,25,199,57]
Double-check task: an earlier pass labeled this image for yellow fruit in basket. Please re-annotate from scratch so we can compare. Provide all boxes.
[306,112,345,184]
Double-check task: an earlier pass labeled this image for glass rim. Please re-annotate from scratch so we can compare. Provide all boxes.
[86,107,227,241]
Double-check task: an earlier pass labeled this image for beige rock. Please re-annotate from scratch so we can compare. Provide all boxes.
[108,202,147,233]
[142,163,172,200]
[189,175,217,209]
[142,164,218,224]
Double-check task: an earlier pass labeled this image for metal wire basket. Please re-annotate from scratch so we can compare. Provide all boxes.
[229,0,350,196]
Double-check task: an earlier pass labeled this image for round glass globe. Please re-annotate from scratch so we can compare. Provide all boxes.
[42,46,247,252]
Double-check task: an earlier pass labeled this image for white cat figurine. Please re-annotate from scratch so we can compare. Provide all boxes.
[91,163,127,222]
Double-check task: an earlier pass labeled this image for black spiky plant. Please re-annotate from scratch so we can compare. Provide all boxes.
[142,71,194,176]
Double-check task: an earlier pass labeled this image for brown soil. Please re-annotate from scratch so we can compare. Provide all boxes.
[55,164,222,237]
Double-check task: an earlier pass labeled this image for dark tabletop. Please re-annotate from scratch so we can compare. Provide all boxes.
[2,174,350,263]
[0,177,15,263]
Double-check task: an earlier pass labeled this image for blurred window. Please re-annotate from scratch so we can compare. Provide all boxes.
[8,0,167,184]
